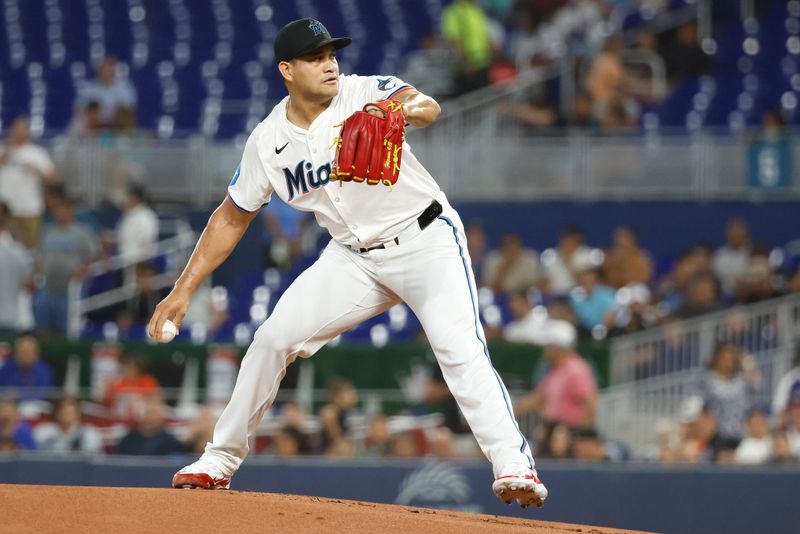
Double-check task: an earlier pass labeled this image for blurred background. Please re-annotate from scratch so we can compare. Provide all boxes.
[0,0,799,532]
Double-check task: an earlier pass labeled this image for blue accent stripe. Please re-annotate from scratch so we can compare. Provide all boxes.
[438,216,533,468]
[387,85,413,99]
[229,165,241,186]
[226,192,265,214]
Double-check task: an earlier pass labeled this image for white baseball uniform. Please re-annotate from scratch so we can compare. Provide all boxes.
[206,73,535,477]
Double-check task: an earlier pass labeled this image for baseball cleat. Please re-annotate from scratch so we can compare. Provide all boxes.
[492,465,548,509]
[172,458,233,490]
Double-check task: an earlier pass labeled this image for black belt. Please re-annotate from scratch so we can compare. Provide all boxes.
[354,200,443,253]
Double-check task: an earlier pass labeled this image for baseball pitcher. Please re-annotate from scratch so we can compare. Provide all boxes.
[148,18,548,509]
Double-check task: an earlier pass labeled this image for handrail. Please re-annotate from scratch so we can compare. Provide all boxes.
[608,293,800,351]
[600,293,800,453]
[67,223,197,339]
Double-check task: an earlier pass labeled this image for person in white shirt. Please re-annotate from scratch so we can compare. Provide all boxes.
[734,408,772,465]
[116,185,159,264]
[713,218,751,296]
[541,224,593,296]
[503,292,550,344]
[482,233,541,294]
[0,116,58,248]
[150,18,547,508]
[0,202,32,333]
[74,57,137,125]
[34,396,103,454]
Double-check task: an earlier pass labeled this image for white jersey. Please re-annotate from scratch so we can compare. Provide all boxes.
[227,74,442,247]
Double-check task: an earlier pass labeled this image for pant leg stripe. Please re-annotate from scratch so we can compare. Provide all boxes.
[438,216,532,467]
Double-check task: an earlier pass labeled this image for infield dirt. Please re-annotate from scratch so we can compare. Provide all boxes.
[0,484,650,533]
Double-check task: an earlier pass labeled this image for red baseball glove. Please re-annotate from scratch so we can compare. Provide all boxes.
[332,100,405,187]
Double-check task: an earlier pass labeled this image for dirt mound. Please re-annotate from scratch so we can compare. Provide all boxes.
[0,484,648,534]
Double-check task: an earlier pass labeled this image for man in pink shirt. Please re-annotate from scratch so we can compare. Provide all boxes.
[515,320,598,428]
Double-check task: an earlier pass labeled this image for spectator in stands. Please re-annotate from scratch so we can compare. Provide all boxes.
[502,292,548,343]
[572,427,626,462]
[772,347,800,427]
[501,92,564,134]
[540,224,592,296]
[466,221,488,283]
[482,233,541,294]
[0,116,58,248]
[116,185,158,264]
[364,414,393,457]
[103,355,161,420]
[734,407,772,465]
[546,297,578,326]
[390,431,421,457]
[114,395,185,456]
[693,342,761,442]
[180,405,218,455]
[736,248,780,304]
[660,21,711,84]
[507,4,544,70]
[75,57,137,126]
[123,262,166,323]
[273,425,308,457]
[326,437,357,458]
[713,218,751,297]
[400,30,456,100]
[262,197,310,271]
[514,320,598,429]
[102,107,150,209]
[34,196,99,335]
[538,422,573,459]
[673,272,721,319]
[34,396,103,454]
[603,225,653,288]
[780,386,800,460]
[657,245,713,315]
[567,90,597,129]
[0,333,53,401]
[441,0,494,95]
[67,101,105,139]
[569,260,617,335]
[428,426,459,459]
[319,378,358,452]
[0,396,36,451]
[585,35,635,130]
[610,283,656,336]
[42,184,101,235]
[770,430,796,463]
[680,408,718,463]
[646,419,681,464]
[0,202,32,334]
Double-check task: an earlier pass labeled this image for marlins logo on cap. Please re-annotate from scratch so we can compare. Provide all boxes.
[308,19,325,36]
[273,18,352,63]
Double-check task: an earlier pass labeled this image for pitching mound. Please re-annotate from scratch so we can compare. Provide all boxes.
[0,484,647,534]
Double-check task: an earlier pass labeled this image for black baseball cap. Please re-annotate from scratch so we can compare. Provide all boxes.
[274,18,352,63]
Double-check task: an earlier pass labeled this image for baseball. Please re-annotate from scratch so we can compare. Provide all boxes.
[159,319,178,343]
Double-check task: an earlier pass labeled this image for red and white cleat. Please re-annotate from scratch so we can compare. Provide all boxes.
[492,465,548,509]
[172,458,232,490]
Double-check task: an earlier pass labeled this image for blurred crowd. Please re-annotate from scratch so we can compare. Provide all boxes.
[470,217,800,343]
[402,0,710,133]
[2,327,799,466]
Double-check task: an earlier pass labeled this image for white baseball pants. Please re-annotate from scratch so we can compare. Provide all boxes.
[205,201,535,476]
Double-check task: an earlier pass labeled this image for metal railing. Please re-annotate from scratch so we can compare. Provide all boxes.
[598,294,800,452]
[66,221,197,339]
[43,128,800,205]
